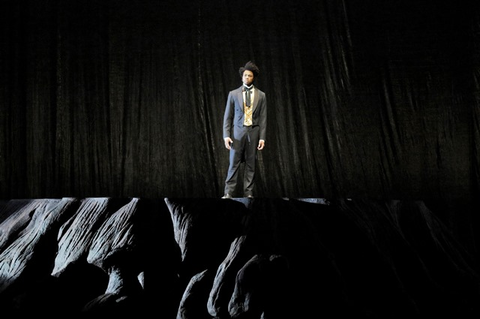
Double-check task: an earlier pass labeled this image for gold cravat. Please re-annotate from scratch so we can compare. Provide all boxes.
[243,90,253,126]
[244,102,253,126]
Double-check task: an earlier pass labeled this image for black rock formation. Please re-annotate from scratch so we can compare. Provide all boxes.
[0,197,479,318]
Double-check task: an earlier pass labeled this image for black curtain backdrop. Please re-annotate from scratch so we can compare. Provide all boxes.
[1,0,479,243]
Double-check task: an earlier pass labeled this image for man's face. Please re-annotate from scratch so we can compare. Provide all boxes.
[242,70,254,86]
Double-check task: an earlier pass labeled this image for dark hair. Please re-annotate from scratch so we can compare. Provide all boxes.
[239,61,260,77]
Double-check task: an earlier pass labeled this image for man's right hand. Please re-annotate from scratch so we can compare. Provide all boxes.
[224,137,233,150]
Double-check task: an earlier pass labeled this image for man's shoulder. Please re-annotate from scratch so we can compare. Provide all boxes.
[255,87,266,97]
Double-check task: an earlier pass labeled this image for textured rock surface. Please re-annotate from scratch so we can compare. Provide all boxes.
[0,197,479,318]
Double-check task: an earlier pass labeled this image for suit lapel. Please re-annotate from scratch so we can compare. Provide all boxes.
[252,87,259,113]
[236,86,243,107]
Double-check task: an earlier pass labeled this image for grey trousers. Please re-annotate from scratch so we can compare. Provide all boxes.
[224,125,259,196]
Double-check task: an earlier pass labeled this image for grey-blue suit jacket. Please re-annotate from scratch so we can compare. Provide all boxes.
[223,85,267,141]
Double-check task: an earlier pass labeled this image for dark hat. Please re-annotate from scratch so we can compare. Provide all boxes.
[239,61,260,77]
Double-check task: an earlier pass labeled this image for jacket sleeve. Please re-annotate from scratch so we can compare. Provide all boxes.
[258,93,267,141]
[223,91,235,138]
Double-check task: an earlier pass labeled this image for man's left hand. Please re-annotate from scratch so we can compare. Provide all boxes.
[257,140,265,150]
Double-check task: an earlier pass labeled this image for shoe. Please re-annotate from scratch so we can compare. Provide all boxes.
[222,194,232,199]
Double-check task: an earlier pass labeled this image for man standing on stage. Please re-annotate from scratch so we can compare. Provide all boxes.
[222,61,267,199]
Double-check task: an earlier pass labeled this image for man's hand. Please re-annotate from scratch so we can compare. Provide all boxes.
[257,139,265,150]
[224,137,233,150]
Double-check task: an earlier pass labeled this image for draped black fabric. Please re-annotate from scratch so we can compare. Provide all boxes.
[1,0,479,242]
